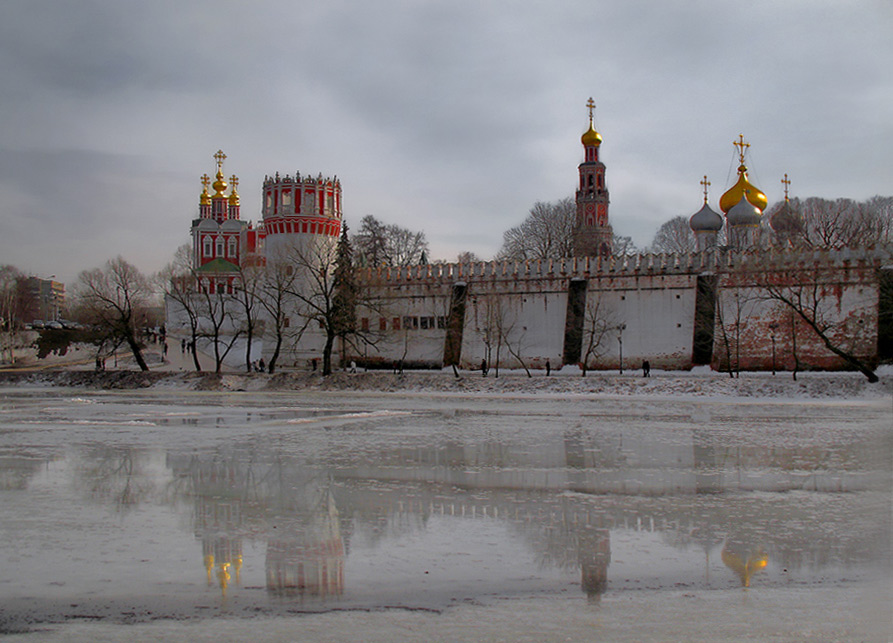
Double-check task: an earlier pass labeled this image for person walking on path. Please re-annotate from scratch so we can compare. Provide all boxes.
[546,359,551,376]
[642,360,651,377]
[481,358,488,377]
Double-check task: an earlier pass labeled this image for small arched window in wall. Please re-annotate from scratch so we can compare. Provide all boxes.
[216,236,224,257]
[281,191,291,207]
[227,237,237,258]
[203,236,212,257]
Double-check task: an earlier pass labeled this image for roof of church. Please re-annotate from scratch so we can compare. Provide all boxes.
[690,202,724,232]
[727,194,762,227]
[197,258,240,273]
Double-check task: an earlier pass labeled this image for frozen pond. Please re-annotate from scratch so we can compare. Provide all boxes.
[0,386,890,641]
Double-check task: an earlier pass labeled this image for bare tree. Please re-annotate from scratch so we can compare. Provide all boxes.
[282,236,346,376]
[650,216,696,254]
[159,245,204,371]
[354,215,389,267]
[498,197,576,261]
[472,293,503,377]
[195,282,242,374]
[580,298,617,376]
[457,251,481,263]
[769,196,893,249]
[353,215,429,267]
[494,300,531,377]
[0,265,25,364]
[754,268,878,382]
[75,257,151,371]
[612,235,638,256]
[714,284,756,379]
[233,263,264,373]
[258,252,309,374]
[386,224,428,266]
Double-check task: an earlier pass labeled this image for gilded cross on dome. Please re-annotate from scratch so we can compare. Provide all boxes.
[700,175,711,204]
[733,134,750,164]
[201,174,210,190]
[213,150,227,171]
[781,173,791,200]
[229,175,239,192]
[586,97,596,124]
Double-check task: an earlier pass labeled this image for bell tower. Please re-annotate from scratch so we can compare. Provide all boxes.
[574,97,612,257]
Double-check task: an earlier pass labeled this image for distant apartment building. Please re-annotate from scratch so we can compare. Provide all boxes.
[23,277,65,323]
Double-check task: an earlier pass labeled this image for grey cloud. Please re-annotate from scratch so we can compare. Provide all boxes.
[0,0,890,283]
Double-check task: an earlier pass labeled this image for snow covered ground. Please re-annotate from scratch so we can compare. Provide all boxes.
[0,381,890,641]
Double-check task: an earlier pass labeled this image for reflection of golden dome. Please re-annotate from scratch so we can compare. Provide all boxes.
[204,553,215,585]
[720,165,768,214]
[212,170,227,197]
[217,562,231,596]
[581,124,603,147]
[721,545,768,587]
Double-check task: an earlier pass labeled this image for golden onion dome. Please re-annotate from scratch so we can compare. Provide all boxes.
[719,165,767,214]
[228,175,240,206]
[212,170,227,197]
[581,124,603,147]
[199,173,212,206]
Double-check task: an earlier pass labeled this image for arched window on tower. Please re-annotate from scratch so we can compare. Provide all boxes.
[203,236,212,258]
[216,236,224,257]
[227,237,237,258]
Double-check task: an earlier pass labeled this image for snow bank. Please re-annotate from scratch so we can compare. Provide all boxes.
[2,367,890,401]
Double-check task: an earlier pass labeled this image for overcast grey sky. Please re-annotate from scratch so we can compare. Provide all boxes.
[1,0,890,286]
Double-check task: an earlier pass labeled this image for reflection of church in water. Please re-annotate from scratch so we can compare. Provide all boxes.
[164,414,879,600]
[168,452,345,598]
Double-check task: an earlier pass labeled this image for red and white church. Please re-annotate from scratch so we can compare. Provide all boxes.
[190,150,343,294]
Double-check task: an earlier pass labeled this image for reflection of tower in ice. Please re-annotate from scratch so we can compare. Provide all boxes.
[721,538,768,588]
[266,488,344,597]
[191,459,246,597]
[578,524,611,602]
[693,429,722,495]
[166,452,249,597]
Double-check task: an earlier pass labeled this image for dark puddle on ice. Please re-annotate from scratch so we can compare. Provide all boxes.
[0,390,889,631]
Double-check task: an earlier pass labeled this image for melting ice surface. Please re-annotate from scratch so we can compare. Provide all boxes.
[0,387,890,641]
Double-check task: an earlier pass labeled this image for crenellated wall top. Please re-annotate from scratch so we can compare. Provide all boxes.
[263,172,340,188]
[357,245,893,286]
